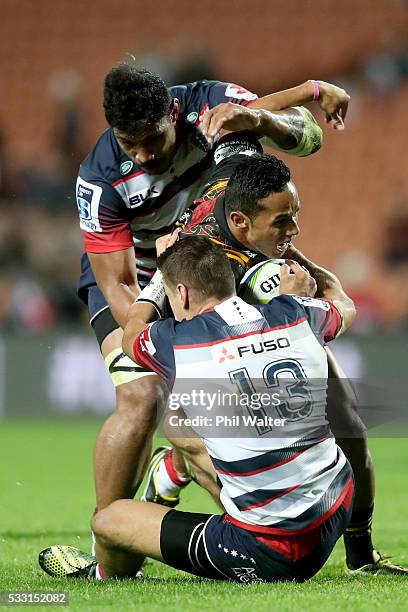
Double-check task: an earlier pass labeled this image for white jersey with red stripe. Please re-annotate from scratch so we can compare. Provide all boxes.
[133,294,352,534]
[76,80,257,284]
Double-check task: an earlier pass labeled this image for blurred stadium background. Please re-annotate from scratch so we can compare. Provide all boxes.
[0,0,407,418]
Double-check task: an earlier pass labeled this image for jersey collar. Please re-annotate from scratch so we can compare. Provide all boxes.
[214,195,261,260]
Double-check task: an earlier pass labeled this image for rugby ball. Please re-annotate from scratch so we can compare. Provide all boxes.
[238,259,286,304]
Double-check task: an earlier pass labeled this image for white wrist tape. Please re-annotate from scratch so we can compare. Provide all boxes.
[136,270,166,318]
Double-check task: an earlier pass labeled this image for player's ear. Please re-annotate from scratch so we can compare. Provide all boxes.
[170,99,180,123]
[176,283,189,309]
[229,211,250,230]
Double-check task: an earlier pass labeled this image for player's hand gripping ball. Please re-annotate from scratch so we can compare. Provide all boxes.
[238,259,287,304]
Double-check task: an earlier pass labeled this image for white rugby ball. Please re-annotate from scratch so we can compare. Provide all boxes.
[238,259,287,304]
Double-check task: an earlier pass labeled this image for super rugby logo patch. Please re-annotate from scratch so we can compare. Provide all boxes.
[76,177,102,232]
[77,184,92,220]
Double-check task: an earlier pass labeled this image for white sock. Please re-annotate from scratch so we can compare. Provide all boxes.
[95,563,105,580]
[155,450,191,498]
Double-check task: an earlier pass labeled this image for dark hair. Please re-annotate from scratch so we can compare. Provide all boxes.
[224,153,291,220]
[103,64,172,133]
[157,237,235,300]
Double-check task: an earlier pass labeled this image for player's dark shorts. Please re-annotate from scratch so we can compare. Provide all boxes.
[78,251,154,348]
[77,252,166,349]
[77,253,159,385]
[160,477,354,583]
[77,253,119,346]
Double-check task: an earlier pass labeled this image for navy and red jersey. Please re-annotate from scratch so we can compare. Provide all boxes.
[76,80,257,285]
[132,294,351,533]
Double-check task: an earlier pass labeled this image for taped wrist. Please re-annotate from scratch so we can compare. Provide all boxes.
[136,270,166,318]
[261,106,323,157]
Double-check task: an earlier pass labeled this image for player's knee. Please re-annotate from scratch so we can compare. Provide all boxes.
[92,506,114,545]
[116,377,160,420]
[92,501,129,546]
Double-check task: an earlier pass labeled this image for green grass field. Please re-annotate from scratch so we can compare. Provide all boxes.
[1,419,407,611]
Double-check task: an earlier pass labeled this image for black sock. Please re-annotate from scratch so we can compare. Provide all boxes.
[344,505,375,568]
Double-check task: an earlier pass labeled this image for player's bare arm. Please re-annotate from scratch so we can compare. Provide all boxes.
[319,272,356,333]
[286,244,346,295]
[249,80,349,129]
[88,248,140,329]
[285,246,356,331]
[122,301,158,360]
[122,230,180,358]
[200,79,350,151]
[200,103,304,149]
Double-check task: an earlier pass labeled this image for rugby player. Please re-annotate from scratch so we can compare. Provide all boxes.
[75,61,350,515]
[40,236,356,582]
[141,153,408,575]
